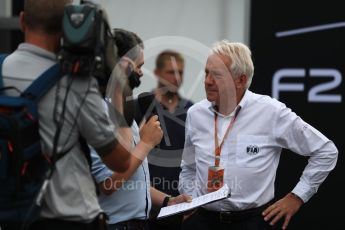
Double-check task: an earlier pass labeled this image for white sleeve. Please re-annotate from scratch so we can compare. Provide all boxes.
[178,111,197,197]
[274,103,338,202]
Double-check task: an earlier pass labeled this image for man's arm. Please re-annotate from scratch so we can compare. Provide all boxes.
[99,127,133,173]
[98,115,163,195]
[276,104,338,200]
[263,104,338,229]
[76,87,133,173]
[150,187,192,207]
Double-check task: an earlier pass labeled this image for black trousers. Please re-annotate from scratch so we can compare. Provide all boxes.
[27,215,107,230]
[108,220,148,230]
[181,205,276,230]
[148,214,182,230]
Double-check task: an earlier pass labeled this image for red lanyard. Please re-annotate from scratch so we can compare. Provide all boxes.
[214,106,241,166]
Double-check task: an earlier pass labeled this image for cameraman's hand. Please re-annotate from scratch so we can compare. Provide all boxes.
[139,115,163,148]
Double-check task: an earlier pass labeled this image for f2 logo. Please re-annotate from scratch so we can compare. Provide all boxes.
[272,68,342,103]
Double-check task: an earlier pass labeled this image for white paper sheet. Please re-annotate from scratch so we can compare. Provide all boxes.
[157,184,230,219]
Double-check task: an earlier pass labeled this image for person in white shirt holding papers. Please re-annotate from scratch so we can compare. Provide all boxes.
[178,40,338,230]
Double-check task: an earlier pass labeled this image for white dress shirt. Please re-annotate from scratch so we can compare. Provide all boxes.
[179,90,338,211]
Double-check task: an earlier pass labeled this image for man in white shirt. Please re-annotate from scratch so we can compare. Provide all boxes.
[178,41,338,230]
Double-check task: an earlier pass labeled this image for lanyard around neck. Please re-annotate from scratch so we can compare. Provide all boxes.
[214,106,241,166]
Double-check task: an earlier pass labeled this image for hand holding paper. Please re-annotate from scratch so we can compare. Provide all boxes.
[158,184,230,218]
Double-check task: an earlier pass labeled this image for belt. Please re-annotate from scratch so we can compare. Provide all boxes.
[115,219,147,229]
[200,202,271,224]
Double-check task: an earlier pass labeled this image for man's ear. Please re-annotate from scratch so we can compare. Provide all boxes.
[119,57,131,70]
[154,68,160,79]
[153,68,159,77]
[19,11,26,33]
[236,75,248,89]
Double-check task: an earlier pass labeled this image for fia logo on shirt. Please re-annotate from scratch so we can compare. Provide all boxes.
[246,145,260,155]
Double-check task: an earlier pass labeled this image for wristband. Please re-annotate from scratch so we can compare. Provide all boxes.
[162,195,171,207]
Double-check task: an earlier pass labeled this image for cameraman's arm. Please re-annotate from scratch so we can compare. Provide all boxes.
[96,127,132,173]
[77,83,132,173]
[99,115,162,195]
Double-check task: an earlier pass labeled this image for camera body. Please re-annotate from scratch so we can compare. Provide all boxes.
[58,3,116,89]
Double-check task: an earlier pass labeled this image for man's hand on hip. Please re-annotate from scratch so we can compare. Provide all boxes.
[262,193,303,229]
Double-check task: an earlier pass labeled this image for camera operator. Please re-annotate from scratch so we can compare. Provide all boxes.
[1,0,131,229]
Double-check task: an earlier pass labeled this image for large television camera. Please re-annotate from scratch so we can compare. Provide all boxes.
[58,2,116,91]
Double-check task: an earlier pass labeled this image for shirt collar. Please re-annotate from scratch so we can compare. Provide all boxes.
[18,43,57,62]
[208,89,251,118]
[151,90,186,110]
[238,89,251,108]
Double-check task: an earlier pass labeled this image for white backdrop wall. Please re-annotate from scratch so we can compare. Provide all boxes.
[0,0,11,17]
[2,0,250,102]
[100,0,251,103]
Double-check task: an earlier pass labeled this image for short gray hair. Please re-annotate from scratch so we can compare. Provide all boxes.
[211,40,254,89]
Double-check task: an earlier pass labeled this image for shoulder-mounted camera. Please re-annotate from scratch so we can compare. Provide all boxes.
[58,2,116,90]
